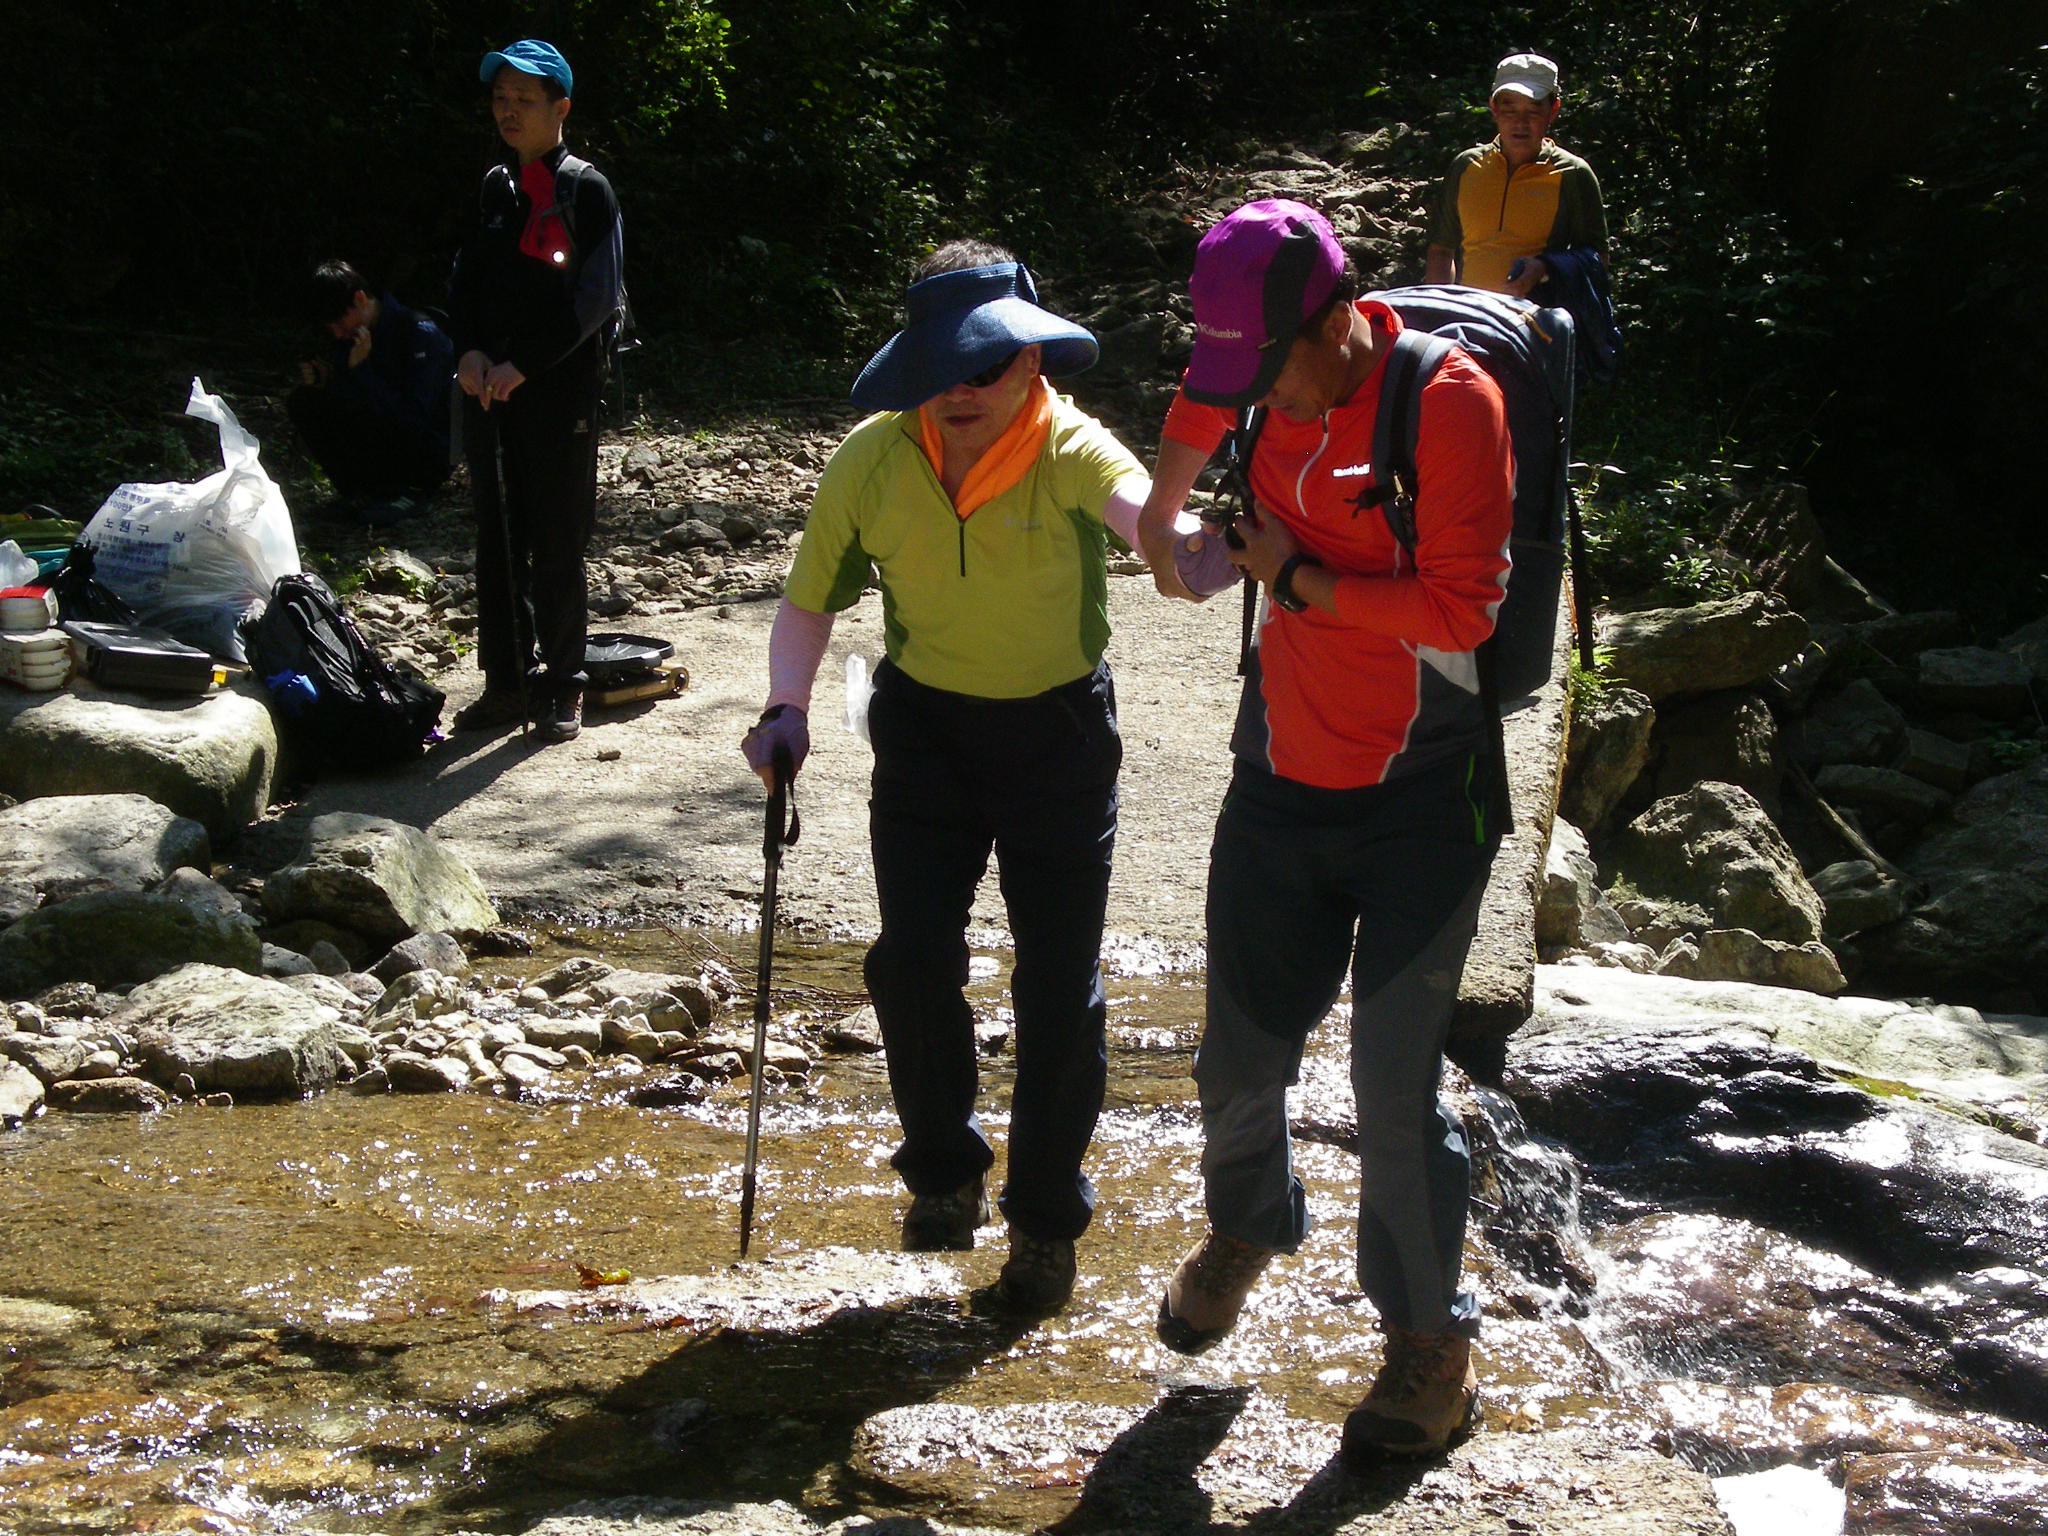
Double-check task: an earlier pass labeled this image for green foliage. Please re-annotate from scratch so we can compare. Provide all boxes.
[0,385,198,517]
[1567,649,1612,715]
[1577,463,1757,607]
[1985,730,2045,771]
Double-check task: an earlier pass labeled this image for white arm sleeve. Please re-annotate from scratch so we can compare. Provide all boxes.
[1102,480,1147,549]
[766,597,835,713]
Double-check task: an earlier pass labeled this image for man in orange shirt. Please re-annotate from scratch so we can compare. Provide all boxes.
[1137,199,1513,1461]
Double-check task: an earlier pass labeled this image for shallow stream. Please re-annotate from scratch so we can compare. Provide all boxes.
[2,930,2039,1534]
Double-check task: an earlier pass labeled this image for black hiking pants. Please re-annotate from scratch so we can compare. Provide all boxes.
[464,347,600,706]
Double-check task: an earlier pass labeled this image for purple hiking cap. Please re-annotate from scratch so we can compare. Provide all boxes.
[1184,199,1345,408]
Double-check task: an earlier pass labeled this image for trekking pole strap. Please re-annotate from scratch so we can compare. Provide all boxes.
[765,745,801,860]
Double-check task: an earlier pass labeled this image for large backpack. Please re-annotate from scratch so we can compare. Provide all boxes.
[240,573,445,774]
[1220,286,1581,703]
[1361,285,1579,702]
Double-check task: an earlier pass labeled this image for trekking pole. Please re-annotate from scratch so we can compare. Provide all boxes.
[739,744,800,1258]
[487,406,533,738]
[1566,483,1596,674]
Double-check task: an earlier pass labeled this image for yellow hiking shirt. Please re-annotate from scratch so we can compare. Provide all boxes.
[785,391,1147,699]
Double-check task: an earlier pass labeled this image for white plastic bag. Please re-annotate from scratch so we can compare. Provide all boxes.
[78,378,301,658]
[845,653,875,743]
[0,540,36,588]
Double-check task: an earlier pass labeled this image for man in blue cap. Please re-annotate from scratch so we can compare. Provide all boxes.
[741,240,1196,1315]
[448,39,625,744]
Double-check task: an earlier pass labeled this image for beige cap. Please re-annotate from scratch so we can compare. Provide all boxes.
[1491,52,1560,101]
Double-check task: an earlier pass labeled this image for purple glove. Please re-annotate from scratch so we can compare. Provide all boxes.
[1174,525,1243,598]
[742,704,809,781]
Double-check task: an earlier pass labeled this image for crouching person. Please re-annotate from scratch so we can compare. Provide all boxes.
[742,242,1158,1315]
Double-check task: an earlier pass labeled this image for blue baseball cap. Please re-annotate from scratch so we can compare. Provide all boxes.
[481,40,574,98]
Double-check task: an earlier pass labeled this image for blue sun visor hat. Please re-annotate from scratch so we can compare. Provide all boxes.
[481,39,574,98]
[851,263,1099,412]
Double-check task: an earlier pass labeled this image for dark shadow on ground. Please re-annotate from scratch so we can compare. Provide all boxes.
[440,1295,1035,1529]
[1043,1381,1438,1536]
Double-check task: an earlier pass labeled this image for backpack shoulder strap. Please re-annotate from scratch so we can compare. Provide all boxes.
[1221,404,1267,507]
[1365,327,1454,551]
[552,153,592,256]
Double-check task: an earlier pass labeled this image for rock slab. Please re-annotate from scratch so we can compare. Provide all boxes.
[0,684,276,842]
[263,814,498,945]
[0,793,211,927]
[116,963,358,1098]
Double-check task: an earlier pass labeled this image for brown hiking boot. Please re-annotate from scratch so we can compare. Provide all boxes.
[1340,1326,1479,1462]
[1156,1229,1274,1354]
[980,1229,1077,1316]
[901,1176,990,1252]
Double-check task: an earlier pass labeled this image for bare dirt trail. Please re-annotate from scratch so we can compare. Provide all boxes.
[295,572,1250,950]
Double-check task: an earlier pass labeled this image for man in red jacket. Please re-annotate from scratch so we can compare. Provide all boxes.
[1136,199,1514,1460]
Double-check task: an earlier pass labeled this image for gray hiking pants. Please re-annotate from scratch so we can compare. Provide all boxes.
[1195,755,1497,1336]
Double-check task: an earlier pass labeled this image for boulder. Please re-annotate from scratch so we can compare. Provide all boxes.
[1597,592,1808,702]
[154,867,252,927]
[48,1076,173,1113]
[0,889,263,997]
[1,1034,89,1085]
[1766,626,1842,713]
[386,1053,473,1093]
[262,814,497,945]
[2002,613,2048,685]
[370,931,471,983]
[531,956,612,996]
[523,1015,604,1053]
[1656,928,1846,994]
[1841,1453,2048,1536]
[364,969,463,1029]
[1509,989,2048,1284]
[1647,689,1785,820]
[1811,860,1913,940]
[1561,684,1654,832]
[0,684,276,842]
[0,794,211,926]
[1610,782,1826,945]
[1866,759,2048,1008]
[262,944,316,977]
[1850,610,1969,663]
[584,968,718,1027]
[116,964,357,1098]
[1815,763,1952,829]
[1536,821,1628,955]
[1895,728,1974,793]
[0,1059,44,1124]
[1795,679,1908,770]
[1917,646,2035,718]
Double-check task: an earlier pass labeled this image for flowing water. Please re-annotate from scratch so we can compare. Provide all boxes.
[0,930,2037,1534]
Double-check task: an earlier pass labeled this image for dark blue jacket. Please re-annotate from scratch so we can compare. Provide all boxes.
[322,294,454,465]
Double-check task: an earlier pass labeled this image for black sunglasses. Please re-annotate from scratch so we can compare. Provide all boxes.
[960,352,1020,389]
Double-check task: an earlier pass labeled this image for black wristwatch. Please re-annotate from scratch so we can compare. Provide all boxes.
[1272,552,1320,613]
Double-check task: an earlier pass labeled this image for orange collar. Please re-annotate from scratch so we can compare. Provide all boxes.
[918,378,1054,520]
